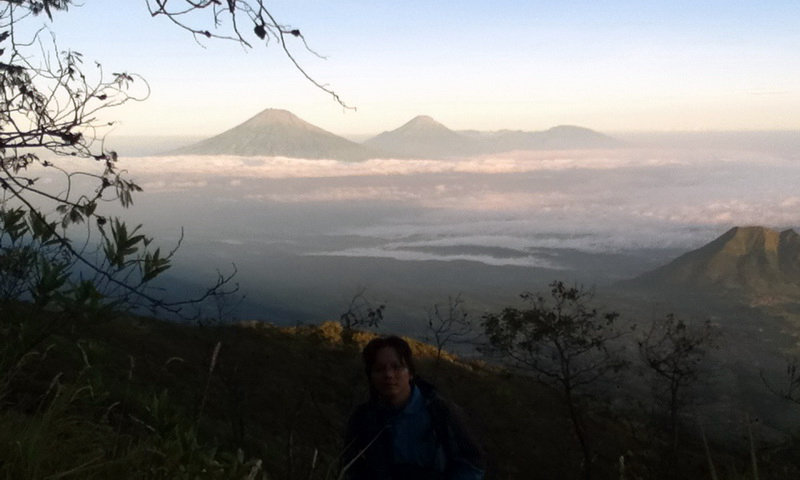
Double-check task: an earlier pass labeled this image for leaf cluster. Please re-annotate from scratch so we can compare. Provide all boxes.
[2,1,240,318]
[339,287,384,330]
[483,281,626,391]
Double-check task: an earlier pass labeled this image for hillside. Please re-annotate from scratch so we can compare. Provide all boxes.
[170,109,377,161]
[3,310,772,479]
[633,226,800,303]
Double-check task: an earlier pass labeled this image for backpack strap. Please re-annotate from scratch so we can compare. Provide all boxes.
[426,394,486,473]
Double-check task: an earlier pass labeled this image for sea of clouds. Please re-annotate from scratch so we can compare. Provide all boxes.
[124,148,788,179]
[90,147,800,270]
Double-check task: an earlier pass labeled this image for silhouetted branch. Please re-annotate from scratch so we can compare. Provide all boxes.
[144,0,352,108]
[2,1,245,320]
[761,356,800,407]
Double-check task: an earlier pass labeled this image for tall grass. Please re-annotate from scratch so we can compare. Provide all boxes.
[2,314,800,479]
[0,331,268,479]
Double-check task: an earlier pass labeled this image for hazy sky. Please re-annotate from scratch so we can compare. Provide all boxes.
[32,1,800,136]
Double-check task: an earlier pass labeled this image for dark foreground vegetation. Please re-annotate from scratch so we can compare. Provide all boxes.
[2,304,800,479]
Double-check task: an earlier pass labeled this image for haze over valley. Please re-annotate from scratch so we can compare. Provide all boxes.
[70,111,800,439]
[79,110,799,330]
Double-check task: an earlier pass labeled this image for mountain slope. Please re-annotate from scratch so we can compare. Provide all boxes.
[365,116,622,159]
[363,115,481,158]
[172,110,621,160]
[635,226,800,298]
[171,108,376,161]
[477,125,623,151]
[1,310,635,480]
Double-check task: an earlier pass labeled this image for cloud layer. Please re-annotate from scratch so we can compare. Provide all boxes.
[107,148,800,268]
[122,148,788,179]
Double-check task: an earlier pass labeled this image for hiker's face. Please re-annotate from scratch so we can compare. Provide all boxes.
[370,347,412,406]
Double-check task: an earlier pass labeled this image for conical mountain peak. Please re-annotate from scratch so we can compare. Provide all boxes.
[173,108,623,160]
[388,115,455,136]
[364,115,475,159]
[170,108,375,161]
[546,125,593,133]
[403,115,445,128]
[242,108,314,129]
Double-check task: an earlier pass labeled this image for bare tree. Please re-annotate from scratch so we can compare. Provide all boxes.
[762,356,800,407]
[482,280,627,480]
[426,293,473,366]
[638,313,718,450]
[338,287,384,343]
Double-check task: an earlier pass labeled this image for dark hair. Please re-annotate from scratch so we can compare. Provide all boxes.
[362,336,416,378]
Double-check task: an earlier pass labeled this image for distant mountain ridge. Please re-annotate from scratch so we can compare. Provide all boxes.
[363,115,482,158]
[365,116,621,159]
[170,109,620,160]
[475,125,622,151]
[170,109,376,161]
[634,226,800,300]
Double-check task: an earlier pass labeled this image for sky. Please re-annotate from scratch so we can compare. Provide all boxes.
[26,1,800,137]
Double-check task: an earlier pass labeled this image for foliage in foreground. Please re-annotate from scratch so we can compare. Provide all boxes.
[2,309,800,480]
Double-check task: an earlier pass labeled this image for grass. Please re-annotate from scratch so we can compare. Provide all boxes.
[1,310,799,479]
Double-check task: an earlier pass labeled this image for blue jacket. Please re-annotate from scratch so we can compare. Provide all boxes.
[344,379,485,480]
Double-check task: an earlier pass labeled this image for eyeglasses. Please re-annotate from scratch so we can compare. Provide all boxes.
[371,363,408,375]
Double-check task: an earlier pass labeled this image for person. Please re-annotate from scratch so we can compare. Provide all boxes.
[343,336,485,480]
